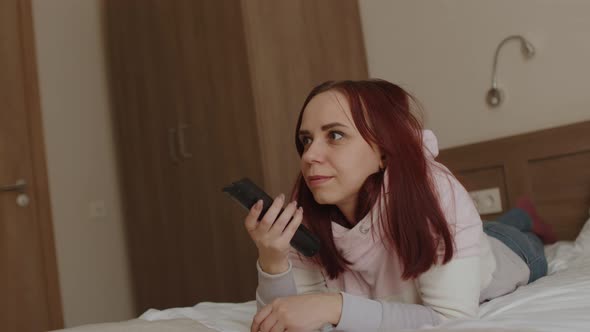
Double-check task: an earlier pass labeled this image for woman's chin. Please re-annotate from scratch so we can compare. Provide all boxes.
[311,191,337,205]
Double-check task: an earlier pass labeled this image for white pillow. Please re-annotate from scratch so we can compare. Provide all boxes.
[574,215,590,253]
[544,214,590,275]
[545,241,575,275]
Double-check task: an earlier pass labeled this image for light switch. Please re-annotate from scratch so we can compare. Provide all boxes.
[469,188,502,215]
[89,200,107,219]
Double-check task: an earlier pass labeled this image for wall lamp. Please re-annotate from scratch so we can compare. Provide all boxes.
[486,35,536,107]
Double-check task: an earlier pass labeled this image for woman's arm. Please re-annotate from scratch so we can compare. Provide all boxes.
[334,292,442,330]
[256,260,298,309]
[333,255,480,330]
[417,254,481,319]
[256,253,478,329]
[255,259,328,310]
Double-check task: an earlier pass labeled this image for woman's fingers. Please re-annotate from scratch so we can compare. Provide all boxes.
[269,320,285,332]
[243,193,301,262]
[251,304,274,332]
[244,200,263,232]
[281,206,303,241]
[269,200,298,235]
[258,194,285,232]
[259,312,278,332]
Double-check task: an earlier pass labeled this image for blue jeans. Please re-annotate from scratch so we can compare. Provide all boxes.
[483,208,547,283]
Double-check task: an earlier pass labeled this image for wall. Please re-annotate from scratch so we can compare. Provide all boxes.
[359,0,590,149]
[31,0,134,327]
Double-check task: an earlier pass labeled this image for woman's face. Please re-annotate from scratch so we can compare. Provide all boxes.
[298,91,382,217]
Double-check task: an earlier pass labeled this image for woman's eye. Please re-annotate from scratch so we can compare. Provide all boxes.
[330,131,344,140]
[300,132,343,146]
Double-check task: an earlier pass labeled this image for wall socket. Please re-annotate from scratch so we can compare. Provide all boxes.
[469,187,502,215]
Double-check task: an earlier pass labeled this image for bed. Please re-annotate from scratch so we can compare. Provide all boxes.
[54,120,590,332]
[51,218,590,332]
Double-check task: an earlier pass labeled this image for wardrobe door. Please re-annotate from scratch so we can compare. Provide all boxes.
[106,0,370,310]
[105,0,185,313]
[173,0,261,303]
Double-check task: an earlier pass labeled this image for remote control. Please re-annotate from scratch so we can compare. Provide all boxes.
[222,178,320,257]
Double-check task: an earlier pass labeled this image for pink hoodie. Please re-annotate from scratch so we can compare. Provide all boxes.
[289,130,491,301]
[256,130,527,330]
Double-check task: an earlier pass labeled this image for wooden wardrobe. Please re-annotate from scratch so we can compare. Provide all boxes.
[103,0,368,314]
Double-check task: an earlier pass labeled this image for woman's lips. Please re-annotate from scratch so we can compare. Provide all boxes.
[308,176,333,187]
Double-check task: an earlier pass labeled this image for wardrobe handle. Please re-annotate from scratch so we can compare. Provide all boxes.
[168,128,180,163]
[177,124,193,159]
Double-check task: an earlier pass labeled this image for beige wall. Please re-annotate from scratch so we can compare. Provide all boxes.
[359,0,590,149]
[32,0,134,327]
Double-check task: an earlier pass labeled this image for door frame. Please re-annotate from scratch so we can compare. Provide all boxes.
[16,0,64,328]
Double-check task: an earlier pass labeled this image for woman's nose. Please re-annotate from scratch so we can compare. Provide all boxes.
[302,140,324,164]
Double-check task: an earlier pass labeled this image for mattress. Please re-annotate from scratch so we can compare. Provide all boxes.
[55,217,590,332]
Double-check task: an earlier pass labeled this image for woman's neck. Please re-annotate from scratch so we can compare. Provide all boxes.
[337,197,357,227]
[330,208,353,229]
[334,190,380,228]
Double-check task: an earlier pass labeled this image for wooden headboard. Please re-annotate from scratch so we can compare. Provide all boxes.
[438,120,590,241]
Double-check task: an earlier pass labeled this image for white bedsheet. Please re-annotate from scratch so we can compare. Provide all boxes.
[140,237,590,332]
[435,247,590,332]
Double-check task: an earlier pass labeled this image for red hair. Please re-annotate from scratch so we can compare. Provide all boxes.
[290,79,454,280]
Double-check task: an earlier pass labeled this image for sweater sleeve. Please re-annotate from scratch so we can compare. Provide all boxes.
[335,292,442,330]
[255,260,297,310]
[335,256,480,330]
[255,258,328,310]
[416,256,481,320]
[256,260,443,330]
[334,258,480,330]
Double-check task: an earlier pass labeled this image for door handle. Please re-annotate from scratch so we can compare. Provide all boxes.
[0,179,27,193]
[0,179,29,207]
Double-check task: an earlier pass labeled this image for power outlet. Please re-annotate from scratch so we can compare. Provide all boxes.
[469,188,502,215]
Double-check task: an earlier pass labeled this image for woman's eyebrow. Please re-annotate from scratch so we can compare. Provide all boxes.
[298,122,349,136]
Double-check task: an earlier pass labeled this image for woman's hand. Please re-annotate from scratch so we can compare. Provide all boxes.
[243,193,303,274]
[251,293,343,332]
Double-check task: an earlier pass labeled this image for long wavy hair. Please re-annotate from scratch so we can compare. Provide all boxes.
[290,79,454,280]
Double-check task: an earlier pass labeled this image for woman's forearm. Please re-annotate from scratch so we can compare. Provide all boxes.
[324,292,343,325]
[334,292,441,330]
[256,260,298,309]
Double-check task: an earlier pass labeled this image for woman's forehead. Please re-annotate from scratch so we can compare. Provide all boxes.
[301,91,355,129]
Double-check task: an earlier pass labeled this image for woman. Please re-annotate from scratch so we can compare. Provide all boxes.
[242,79,557,331]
